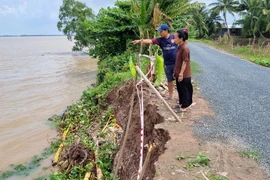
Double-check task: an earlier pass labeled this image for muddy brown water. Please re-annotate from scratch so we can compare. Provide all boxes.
[0,36,97,174]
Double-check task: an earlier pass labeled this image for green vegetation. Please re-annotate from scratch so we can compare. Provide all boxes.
[238,148,261,160]
[195,38,270,67]
[208,174,229,180]
[178,153,228,180]
[185,152,211,169]
[49,60,132,179]
[191,61,203,74]
[4,0,269,179]
[194,175,228,180]
[176,155,185,160]
[209,0,239,37]
[0,141,59,179]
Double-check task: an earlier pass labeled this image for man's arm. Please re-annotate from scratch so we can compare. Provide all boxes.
[132,39,153,44]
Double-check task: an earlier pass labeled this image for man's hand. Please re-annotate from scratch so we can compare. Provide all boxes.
[132,40,141,44]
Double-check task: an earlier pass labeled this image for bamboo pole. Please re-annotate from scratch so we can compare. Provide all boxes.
[52,124,71,166]
[135,66,182,122]
[95,140,104,180]
[113,84,136,180]
[138,144,155,180]
[83,160,94,180]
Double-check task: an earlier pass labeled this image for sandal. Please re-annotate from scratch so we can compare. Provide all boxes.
[174,107,181,113]
[164,97,174,100]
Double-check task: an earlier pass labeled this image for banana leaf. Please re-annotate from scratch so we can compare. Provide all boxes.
[154,54,165,87]
[129,56,136,78]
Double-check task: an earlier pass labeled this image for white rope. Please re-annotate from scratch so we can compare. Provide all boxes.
[136,79,144,180]
[139,54,155,77]
[135,55,155,179]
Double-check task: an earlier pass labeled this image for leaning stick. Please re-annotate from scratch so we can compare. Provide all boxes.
[200,170,210,180]
[135,66,181,122]
[113,84,136,180]
[83,160,95,180]
[95,140,104,180]
[138,144,155,180]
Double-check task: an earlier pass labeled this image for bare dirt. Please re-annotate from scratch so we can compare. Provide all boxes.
[106,80,269,180]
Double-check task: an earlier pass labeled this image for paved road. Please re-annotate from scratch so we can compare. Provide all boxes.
[189,42,270,170]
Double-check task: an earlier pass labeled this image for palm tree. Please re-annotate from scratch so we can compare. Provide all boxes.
[131,0,152,38]
[207,12,223,37]
[259,0,270,33]
[235,0,261,45]
[131,0,198,39]
[209,0,239,37]
[191,6,209,38]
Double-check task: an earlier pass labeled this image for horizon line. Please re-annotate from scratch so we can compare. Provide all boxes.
[0,34,65,37]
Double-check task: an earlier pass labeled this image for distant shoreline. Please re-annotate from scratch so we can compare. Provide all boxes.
[0,35,65,37]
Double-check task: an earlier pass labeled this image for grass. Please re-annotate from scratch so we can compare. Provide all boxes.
[208,174,229,180]
[238,148,261,160]
[193,38,270,67]
[191,61,203,74]
[177,152,228,180]
[184,152,211,169]
[194,175,229,180]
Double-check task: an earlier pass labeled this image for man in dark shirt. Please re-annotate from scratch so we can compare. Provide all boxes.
[132,24,178,99]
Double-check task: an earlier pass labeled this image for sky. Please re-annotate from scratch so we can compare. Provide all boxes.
[0,0,238,35]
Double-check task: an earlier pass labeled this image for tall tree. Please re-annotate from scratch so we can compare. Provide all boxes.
[57,0,95,41]
[236,0,261,45]
[259,0,270,33]
[207,12,223,37]
[86,1,138,59]
[237,0,270,37]
[131,0,196,39]
[57,0,137,57]
[209,0,238,37]
[191,5,209,38]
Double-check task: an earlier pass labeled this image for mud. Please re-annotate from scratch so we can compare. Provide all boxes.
[106,80,269,180]
[106,80,171,180]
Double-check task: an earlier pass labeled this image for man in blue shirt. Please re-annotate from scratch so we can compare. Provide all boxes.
[132,24,178,100]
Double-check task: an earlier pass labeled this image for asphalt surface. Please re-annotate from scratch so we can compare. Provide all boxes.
[189,42,270,171]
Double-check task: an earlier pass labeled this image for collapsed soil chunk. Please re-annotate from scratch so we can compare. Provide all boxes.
[57,138,94,174]
[106,80,171,179]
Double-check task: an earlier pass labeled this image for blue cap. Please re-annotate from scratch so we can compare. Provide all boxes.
[157,24,170,32]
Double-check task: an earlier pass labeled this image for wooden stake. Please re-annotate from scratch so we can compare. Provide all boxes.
[139,144,155,180]
[113,84,136,180]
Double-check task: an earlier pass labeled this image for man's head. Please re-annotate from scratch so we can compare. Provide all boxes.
[157,24,170,37]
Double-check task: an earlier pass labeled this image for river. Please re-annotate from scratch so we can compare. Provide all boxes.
[0,36,97,178]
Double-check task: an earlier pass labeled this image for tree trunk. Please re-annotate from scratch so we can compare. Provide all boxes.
[253,33,256,48]
[224,14,230,38]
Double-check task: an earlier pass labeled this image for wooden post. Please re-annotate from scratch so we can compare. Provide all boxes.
[135,66,182,122]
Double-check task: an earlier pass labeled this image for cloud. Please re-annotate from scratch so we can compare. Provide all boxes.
[0,0,117,35]
[81,0,115,14]
[0,1,28,16]
[0,0,237,35]
[0,5,18,16]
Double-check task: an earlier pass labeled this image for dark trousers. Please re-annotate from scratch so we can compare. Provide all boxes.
[176,77,193,108]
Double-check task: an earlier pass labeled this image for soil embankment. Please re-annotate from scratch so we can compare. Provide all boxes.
[106,80,269,180]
